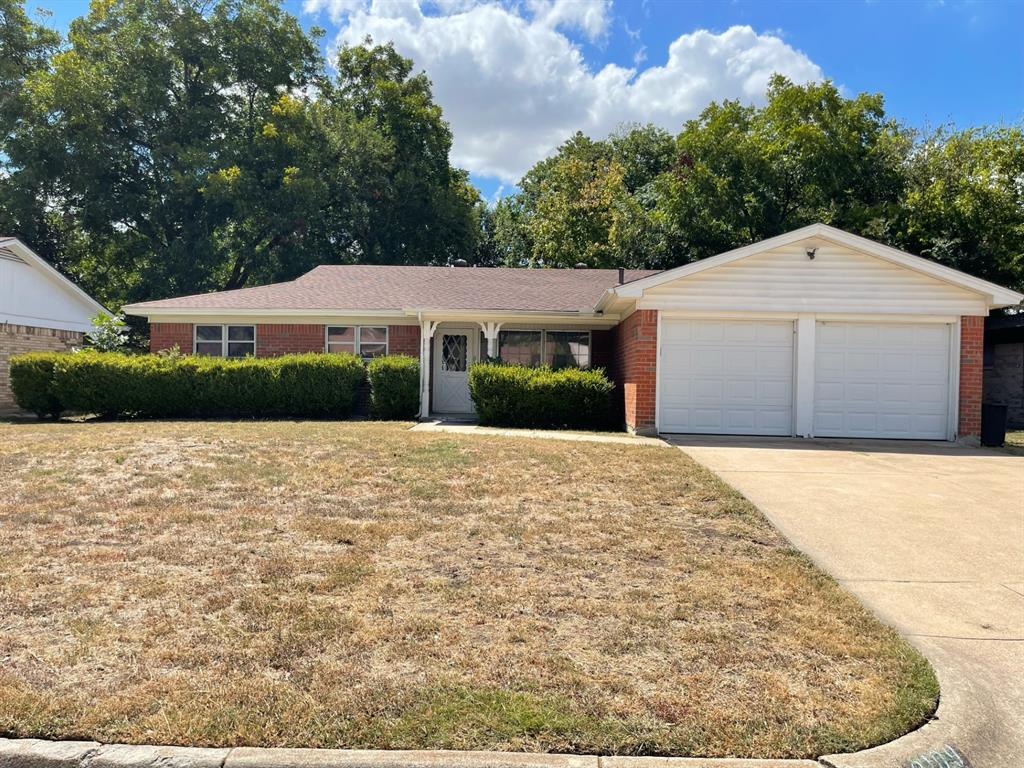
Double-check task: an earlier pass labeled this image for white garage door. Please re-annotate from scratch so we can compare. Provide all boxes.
[659,319,794,435]
[814,322,951,439]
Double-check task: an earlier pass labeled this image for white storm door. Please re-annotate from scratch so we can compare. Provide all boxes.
[433,327,477,414]
[659,318,795,435]
[813,321,951,439]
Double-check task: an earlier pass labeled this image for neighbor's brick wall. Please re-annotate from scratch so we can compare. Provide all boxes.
[612,310,658,434]
[958,315,984,438]
[150,323,193,353]
[388,325,421,356]
[984,342,1024,429]
[1,323,83,413]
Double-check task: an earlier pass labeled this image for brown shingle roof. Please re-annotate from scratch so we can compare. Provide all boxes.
[124,265,662,314]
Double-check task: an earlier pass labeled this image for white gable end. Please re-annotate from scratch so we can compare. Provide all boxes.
[0,242,105,332]
[639,238,991,316]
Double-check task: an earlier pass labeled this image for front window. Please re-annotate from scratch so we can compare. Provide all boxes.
[498,330,591,369]
[359,326,388,360]
[326,326,388,361]
[226,325,255,357]
[498,330,542,366]
[326,326,355,355]
[195,325,255,357]
[545,331,590,369]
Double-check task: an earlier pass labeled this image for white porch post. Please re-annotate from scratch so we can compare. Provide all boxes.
[420,320,439,419]
[794,313,816,438]
[478,321,504,359]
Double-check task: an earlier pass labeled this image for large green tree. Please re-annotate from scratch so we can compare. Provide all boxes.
[895,125,1024,293]
[0,3,481,306]
[2,0,321,303]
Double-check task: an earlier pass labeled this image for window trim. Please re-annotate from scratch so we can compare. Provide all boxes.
[497,328,592,369]
[324,325,389,360]
[193,324,257,358]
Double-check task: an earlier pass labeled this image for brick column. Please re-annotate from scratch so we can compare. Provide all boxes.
[613,310,658,434]
[150,323,193,353]
[958,315,984,438]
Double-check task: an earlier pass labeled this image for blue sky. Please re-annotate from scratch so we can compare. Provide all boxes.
[34,0,1024,200]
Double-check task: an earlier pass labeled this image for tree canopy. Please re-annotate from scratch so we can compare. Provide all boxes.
[0,0,483,306]
[494,76,1023,293]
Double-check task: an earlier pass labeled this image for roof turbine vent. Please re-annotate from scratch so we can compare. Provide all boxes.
[574,262,588,269]
[452,258,469,268]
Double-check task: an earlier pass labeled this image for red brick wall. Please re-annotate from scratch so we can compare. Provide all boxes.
[612,310,658,433]
[256,324,324,356]
[959,315,984,438]
[150,323,193,353]
[150,322,424,359]
[388,325,421,356]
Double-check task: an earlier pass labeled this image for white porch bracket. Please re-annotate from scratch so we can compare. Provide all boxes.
[419,320,440,419]
[478,321,504,359]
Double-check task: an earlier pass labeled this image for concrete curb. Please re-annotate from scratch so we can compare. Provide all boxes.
[0,740,820,768]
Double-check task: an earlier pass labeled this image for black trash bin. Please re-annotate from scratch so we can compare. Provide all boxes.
[981,403,1008,447]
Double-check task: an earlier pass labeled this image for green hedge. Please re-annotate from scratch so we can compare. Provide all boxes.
[9,352,64,418]
[367,355,420,420]
[10,350,366,419]
[468,361,615,429]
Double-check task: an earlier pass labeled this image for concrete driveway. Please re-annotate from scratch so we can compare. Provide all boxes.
[671,437,1024,768]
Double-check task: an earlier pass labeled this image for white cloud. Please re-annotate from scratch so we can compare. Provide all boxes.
[527,0,612,41]
[308,1,824,183]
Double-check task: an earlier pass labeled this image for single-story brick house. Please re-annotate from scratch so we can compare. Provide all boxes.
[124,224,1022,440]
[1,238,107,414]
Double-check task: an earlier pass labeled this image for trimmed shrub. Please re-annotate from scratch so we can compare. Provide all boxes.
[9,352,66,418]
[367,355,420,420]
[48,350,366,419]
[468,361,615,429]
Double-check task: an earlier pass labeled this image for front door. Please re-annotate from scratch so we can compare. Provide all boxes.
[433,327,477,414]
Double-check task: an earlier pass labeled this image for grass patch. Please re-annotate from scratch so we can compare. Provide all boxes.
[0,420,937,757]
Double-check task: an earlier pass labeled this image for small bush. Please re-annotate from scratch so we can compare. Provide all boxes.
[367,355,420,420]
[47,350,366,419]
[468,361,614,430]
[9,352,66,418]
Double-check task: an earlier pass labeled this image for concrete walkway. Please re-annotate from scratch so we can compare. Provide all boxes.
[671,436,1024,768]
[410,420,669,446]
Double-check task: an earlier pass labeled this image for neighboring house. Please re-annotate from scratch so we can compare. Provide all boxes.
[124,224,1023,441]
[984,314,1024,429]
[0,238,108,414]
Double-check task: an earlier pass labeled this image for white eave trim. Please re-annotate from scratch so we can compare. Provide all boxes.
[0,237,109,317]
[123,305,620,326]
[604,223,1024,309]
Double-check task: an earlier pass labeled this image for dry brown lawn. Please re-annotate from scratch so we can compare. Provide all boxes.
[0,420,937,758]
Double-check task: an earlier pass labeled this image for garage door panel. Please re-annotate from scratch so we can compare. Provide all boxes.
[660,319,794,436]
[813,321,951,440]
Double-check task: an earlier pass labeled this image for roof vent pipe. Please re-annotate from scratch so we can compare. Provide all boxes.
[618,267,624,284]
[452,258,469,267]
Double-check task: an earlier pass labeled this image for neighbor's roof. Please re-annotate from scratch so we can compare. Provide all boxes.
[123,265,661,315]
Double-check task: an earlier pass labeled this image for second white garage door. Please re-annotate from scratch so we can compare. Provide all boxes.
[814,322,952,439]
[659,319,794,435]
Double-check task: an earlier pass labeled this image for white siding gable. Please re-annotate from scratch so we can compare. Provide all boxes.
[639,239,990,315]
[0,246,102,332]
